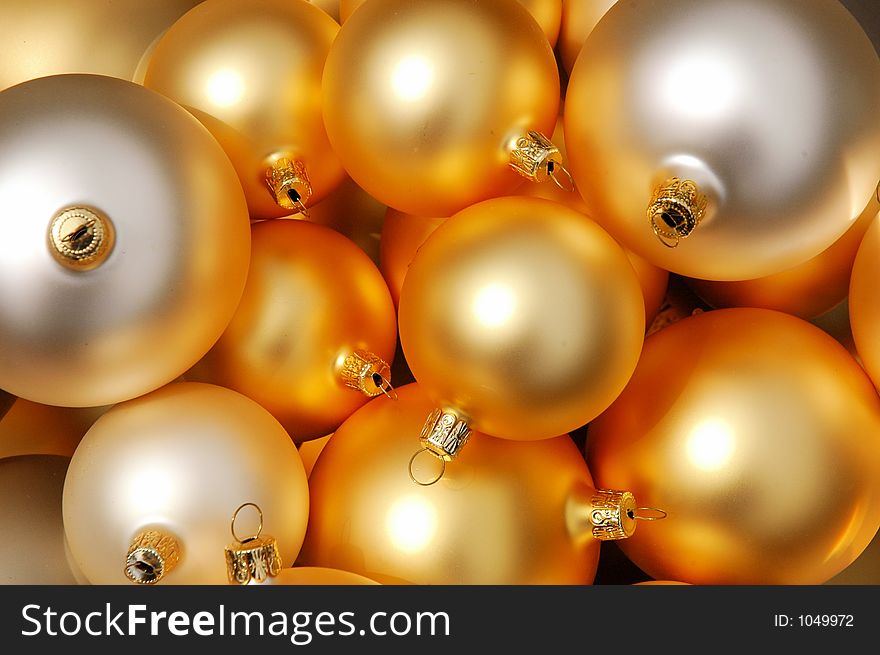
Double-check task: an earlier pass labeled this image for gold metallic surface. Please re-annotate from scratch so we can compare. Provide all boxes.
[144,0,345,217]
[300,384,602,585]
[689,199,878,319]
[0,455,80,584]
[559,0,617,75]
[338,350,393,398]
[47,206,115,271]
[262,567,379,585]
[189,220,397,442]
[851,215,880,389]
[299,435,332,478]
[565,0,880,280]
[647,178,708,248]
[324,0,559,217]
[419,407,471,462]
[0,74,250,408]
[0,400,108,459]
[309,0,340,22]
[587,308,880,584]
[125,530,181,584]
[63,383,310,585]
[0,0,203,91]
[379,209,447,309]
[265,157,313,213]
[225,535,283,584]
[398,196,644,441]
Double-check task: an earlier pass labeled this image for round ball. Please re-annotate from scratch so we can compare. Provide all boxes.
[0,74,250,407]
[565,0,880,280]
[399,196,645,440]
[558,0,617,75]
[379,209,447,309]
[587,308,880,584]
[189,220,397,442]
[0,0,202,91]
[63,382,309,585]
[300,384,600,584]
[144,0,345,217]
[851,214,880,389]
[324,0,559,217]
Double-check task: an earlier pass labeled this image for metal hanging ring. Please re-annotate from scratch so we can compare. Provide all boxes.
[547,160,576,193]
[231,502,264,543]
[408,448,445,487]
[628,507,668,521]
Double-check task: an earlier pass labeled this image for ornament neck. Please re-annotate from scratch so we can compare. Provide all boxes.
[588,489,667,541]
[509,131,575,192]
[264,155,312,215]
[647,177,709,248]
[124,529,181,584]
[225,502,283,585]
[408,407,472,486]
[337,350,396,399]
[48,206,115,271]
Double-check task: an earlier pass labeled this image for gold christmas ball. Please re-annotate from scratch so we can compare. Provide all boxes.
[300,384,601,584]
[299,435,332,478]
[688,197,878,319]
[0,455,80,584]
[565,0,880,280]
[587,308,880,584]
[261,567,379,585]
[851,214,880,389]
[0,0,203,91]
[144,0,345,218]
[399,196,644,440]
[189,220,397,442]
[379,209,447,309]
[324,0,559,217]
[0,399,109,459]
[0,74,249,407]
[63,382,309,585]
[558,0,617,75]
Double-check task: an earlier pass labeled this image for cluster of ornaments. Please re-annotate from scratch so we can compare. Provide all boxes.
[2,0,880,587]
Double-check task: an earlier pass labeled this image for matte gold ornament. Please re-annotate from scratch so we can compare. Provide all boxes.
[0,74,249,407]
[587,308,880,584]
[144,0,345,218]
[558,0,617,75]
[689,195,879,319]
[0,455,80,584]
[565,0,880,280]
[398,196,644,453]
[301,385,659,584]
[298,435,332,478]
[189,220,397,442]
[0,0,203,91]
[0,399,109,460]
[323,0,561,217]
[339,0,561,46]
[63,383,310,585]
[379,209,447,309]
[261,567,379,585]
[851,214,880,389]
[309,0,340,22]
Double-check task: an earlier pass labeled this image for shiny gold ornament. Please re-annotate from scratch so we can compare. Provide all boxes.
[189,220,397,442]
[689,197,878,319]
[301,384,654,584]
[0,0,203,91]
[0,399,109,460]
[324,0,560,217]
[0,455,80,584]
[565,0,880,280]
[852,215,880,389]
[262,567,379,585]
[0,74,249,408]
[144,0,345,218]
[379,209,447,309]
[519,114,668,324]
[587,308,880,584]
[339,0,561,46]
[558,0,617,75]
[63,383,310,585]
[225,503,283,585]
[398,196,644,445]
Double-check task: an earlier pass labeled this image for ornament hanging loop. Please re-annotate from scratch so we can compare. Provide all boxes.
[225,502,283,585]
[265,155,313,217]
[630,507,668,521]
[509,130,572,191]
[408,448,446,487]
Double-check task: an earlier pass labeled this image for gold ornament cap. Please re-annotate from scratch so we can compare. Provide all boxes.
[589,490,668,541]
[48,206,115,271]
[420,407,471,462]
[124,529,181,585]
[265,156,312,215]
[509,131,575,190]
[338,350,397,399]
[225,503,283,585]
[647,177,708,248]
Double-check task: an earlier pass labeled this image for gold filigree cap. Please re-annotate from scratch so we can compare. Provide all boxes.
[647,177,708,248]
[420,407,471,462]
[48,206,115,271]
[265,156,312,215]
[124,529,181,585]
[589,489,668,541]
[338,350,396,399]
[509,131,575,191]
[225,503,282,585]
